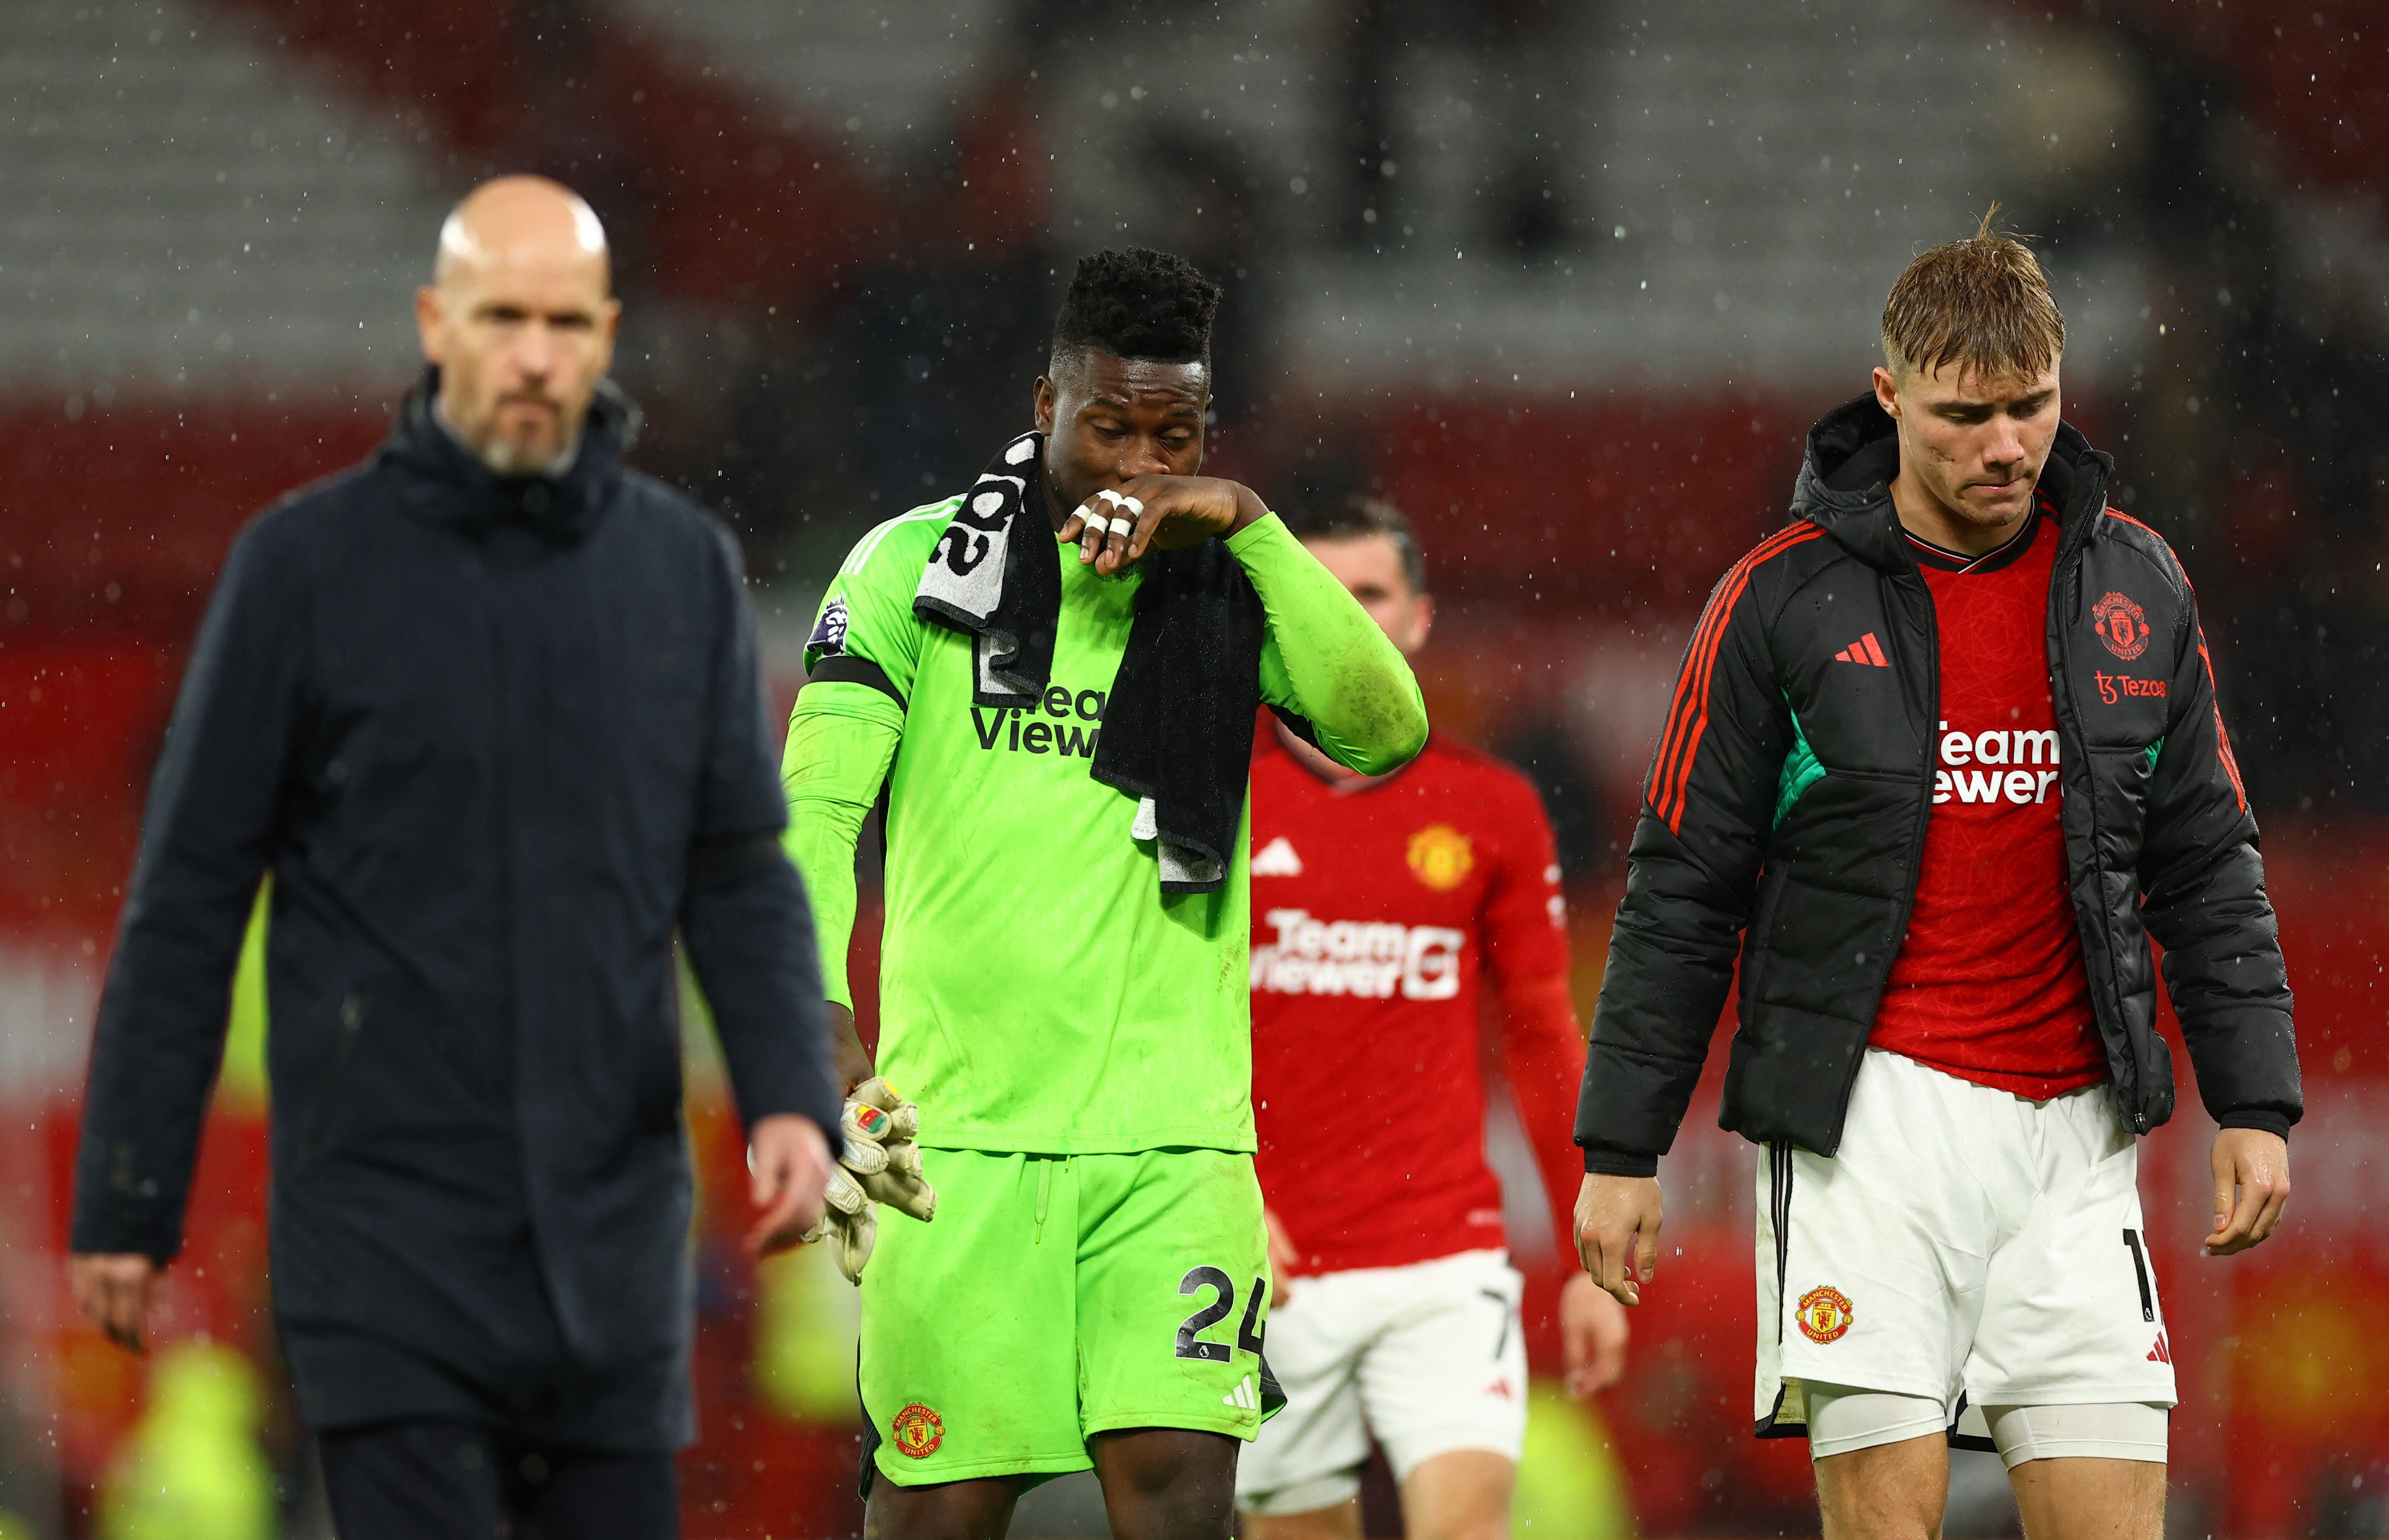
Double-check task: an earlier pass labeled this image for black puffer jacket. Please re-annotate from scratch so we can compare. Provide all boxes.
[1576,396,2300,1174]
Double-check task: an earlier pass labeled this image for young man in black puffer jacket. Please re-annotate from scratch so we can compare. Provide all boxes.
[1572,216,2298,1540]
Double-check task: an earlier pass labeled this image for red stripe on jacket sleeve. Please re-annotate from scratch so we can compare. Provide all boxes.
[1644,537,1774,819]
[1645,569,1743,820]
[1646,524,1806,824]
[2105,507,2165,540]
[2111,507,2249,816]
[2197,632,2248,813]
[1652,525,1820,834]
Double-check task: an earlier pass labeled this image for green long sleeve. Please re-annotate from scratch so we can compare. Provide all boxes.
[1232,513,1430,774]
[779,681,902,1008]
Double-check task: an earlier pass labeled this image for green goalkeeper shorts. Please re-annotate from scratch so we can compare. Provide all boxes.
[857,1147,1282,1489]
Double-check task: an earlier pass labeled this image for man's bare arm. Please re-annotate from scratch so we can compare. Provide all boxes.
[826,1001,875,1092]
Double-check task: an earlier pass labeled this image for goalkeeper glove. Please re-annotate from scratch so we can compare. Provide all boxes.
[803,1077,935,1283]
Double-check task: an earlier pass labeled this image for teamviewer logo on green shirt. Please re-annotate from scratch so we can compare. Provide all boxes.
[969,686,1107,758]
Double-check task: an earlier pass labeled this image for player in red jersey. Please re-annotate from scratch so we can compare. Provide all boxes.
[1575,219,2298,1540]
[1235,495,1629,1540]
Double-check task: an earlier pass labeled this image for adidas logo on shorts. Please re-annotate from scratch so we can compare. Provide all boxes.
[1222,1375,1260,1410]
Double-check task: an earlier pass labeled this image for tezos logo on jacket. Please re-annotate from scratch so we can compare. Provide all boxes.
[2094,672,2167,706]
[1252,908,1463,1000]
[2091,591,2150,660]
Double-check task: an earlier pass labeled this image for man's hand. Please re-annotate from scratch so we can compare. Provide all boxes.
[71,1253,166,1355]
[743,1113,836,1258]
[1060,475,1270,577]
[1560,1271,1631,1397]
[1575,1172,1663,1306]
[2204,1128,2290,1256]
[1263,1207,1300,1306]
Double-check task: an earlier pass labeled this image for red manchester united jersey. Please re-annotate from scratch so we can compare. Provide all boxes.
[1871,506,2106,1098]
[1248,729,1585,1276]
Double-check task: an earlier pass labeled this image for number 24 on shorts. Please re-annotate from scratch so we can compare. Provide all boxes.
[1175,1267,1267,1362]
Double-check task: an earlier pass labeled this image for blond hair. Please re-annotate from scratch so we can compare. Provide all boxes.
[1881,206,2065,384]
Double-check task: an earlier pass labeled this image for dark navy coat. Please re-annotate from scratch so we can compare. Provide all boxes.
[71,373,840,1449]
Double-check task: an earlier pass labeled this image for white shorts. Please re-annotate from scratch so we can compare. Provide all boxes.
[1234,1249,1527,1515]
[1756,1050,2178,1447]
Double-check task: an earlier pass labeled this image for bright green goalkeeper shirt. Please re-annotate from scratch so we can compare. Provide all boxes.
[781,502,1427,1155]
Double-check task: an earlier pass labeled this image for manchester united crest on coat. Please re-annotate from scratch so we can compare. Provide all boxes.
[1795,1285,1854,1344]
[2090,591,2150,661]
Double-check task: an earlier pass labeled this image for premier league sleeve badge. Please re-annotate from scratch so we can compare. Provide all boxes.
[809,595,850,659]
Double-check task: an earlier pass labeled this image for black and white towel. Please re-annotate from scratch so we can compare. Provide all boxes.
[914,431,1058,706]
[911,430,1277,895]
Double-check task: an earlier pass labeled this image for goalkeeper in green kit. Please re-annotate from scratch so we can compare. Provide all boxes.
[780,249,1429,1540]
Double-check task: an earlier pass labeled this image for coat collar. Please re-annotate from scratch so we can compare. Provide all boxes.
[378,366,641,544]
[1788,393,2113,573]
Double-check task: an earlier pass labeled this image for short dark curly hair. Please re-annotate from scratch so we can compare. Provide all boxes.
[1278,493,1428,597]
[1049,248,1222,378]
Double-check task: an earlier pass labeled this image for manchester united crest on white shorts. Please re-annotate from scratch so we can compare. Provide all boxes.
[1755,1050,2178,1443]
[1794,1286,1854,1345]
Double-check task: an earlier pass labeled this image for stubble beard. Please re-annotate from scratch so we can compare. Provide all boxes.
[476,427,579,479]
[437,392,579,478]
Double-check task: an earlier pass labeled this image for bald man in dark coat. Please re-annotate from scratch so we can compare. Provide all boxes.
[68,176,841,1540]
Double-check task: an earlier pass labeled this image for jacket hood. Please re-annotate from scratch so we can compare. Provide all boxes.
[1789,393,2114,571]
[379,365,643,543]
